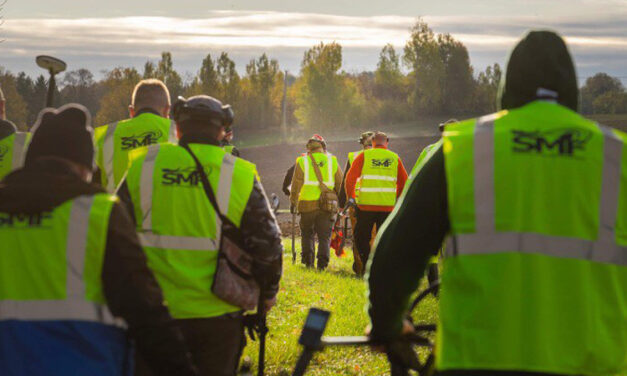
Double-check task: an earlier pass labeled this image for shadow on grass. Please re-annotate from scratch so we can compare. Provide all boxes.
[324,266,361,280]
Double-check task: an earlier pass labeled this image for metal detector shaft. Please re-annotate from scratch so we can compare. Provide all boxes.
[46,74,56,107]
[291,213,296,264]
[257,298,268,376]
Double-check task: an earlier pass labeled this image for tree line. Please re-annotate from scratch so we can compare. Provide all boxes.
[1,20,625,133]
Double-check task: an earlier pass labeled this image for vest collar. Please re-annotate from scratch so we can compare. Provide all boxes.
[178,133,220,146]
[133,108,162,118]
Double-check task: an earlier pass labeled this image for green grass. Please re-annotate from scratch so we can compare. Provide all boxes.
[242,238,626,376]
[241,238,438,376]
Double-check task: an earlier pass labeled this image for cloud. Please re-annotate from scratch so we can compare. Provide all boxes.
[1,10,626,82]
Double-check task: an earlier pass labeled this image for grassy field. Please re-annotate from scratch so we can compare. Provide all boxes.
[241,238,438,376]
[235,116,453,149]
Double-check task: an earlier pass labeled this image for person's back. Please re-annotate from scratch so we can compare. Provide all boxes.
[125,141,257,318]
[290,135,342,269]
[0,104,197,376]
[367,30,626,376]
[118,95,282,375]
[94,79,176,191]
[439,100,626,375]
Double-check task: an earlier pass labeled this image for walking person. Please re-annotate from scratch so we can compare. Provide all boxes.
[0,104,197,376]
[345,132,407,275]
[367,31,627,376]
[338,131,374,274]
[117,95,283,376]
[94,79,177,191]
[290,134,342,270]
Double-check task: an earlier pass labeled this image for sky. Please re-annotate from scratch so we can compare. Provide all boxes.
[2,0,627,85]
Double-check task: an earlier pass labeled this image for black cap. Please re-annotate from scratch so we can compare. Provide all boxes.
[25,104,94,169]
[499,30,578,112]
[173,95,234,128]
[0,119,17,140]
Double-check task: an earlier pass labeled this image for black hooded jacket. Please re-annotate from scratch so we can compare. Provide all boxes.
[367,31,581,376]
[0,159,198,376]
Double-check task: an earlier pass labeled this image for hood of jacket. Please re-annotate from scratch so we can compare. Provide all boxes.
[498,30,579,112]
[0,159,104,214]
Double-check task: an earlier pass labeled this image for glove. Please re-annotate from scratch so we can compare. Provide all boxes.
[290,204,296,214]
[348,198,356,207]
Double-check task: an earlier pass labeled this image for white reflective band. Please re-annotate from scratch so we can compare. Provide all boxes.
[0,300,122,325]
[67,196,93,297]
[102,122,118,192]
[361,175,397,182]
[11,132,28,170]
[359,188,396,193]
[168,120,177,142]
[598,125,622,240]
[303,155,310,183]
[455,232,627,266]
[140,144,160,230]
[218,154,235,214]
[139,232,219,251]
[326,153,333,186]
[216,153,236,240]
[452,118,625,266]
[0,195,123,326]
[473,115,496,233]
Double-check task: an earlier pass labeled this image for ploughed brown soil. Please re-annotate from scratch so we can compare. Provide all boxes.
[239,135,439,235]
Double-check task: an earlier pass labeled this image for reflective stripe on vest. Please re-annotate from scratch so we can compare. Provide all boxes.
[140,144,161,230]
[11,132,29,170]
[102,122,118,192]
[167,119,177,143]
[137,145,236,250]
[446,115,625,266]
[0,195,120,325]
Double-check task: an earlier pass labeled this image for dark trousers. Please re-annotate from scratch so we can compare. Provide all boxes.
[354,209,390,265]
[136,313,245,376]
[299,210,334,269]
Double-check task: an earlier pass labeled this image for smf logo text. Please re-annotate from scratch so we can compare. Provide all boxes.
[512,128,592,157]
[371,158,393,168]
[121,130,164,150]
[0,212,53,228]
[161,166,212,186]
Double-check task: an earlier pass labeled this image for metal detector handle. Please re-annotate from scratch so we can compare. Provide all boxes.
[46,74,56,107]
[291,212,297,264]
[291,348,315,376]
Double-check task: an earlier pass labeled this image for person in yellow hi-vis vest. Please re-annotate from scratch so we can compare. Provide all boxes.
[290,134,343,270]
[368,31,627,376]
[345,132,407,275]
[116,95,283,376]
[0,104,197,376]
[94,79,177,192]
